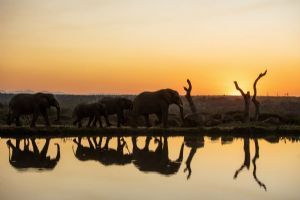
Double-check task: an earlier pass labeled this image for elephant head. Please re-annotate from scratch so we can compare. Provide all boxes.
[35,93,60,122]
[160,89,184,121]
[119,98,133,110]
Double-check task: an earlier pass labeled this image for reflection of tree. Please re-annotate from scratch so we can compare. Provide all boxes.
[234,137,250,178]
[252,139,267,191]
[234,137,267,191]
[184,136,204,180]
[6,138,60,170]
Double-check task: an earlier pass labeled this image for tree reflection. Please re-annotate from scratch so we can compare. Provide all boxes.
[234,137,267,191]
[183,135,204,179]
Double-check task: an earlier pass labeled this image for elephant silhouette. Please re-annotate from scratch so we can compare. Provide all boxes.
[6,138,60,170]
[72,136,132,166]
[131,136,184,176]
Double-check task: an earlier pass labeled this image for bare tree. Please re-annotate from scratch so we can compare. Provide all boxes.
[234,81,251,123]
[252,70,267,121]
[183,79,197,113]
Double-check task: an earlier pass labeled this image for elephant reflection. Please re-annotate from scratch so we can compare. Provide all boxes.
[183,135,205,179]
[234,137,267,191]
[131,136,184,176]
[73,136,132,166]
[6,138,60,170]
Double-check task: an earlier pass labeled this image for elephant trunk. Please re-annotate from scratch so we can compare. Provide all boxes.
[176,143,184,162]
[54,143,60,162]
[53,100,60,122]
[177,99,184,122]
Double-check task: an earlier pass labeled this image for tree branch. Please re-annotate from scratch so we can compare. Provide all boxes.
[234,81,246,97]
[252,70,267,121]
[184,79,197,113]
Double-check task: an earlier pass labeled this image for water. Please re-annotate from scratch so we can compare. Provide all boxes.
[0,135,299,200]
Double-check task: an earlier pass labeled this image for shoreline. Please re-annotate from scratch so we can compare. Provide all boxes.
[0,125,300,139]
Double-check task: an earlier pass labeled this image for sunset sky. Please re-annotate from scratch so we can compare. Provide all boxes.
[0,0,299,95]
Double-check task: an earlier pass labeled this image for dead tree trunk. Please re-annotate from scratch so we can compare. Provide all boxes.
[234,81,251,123]
[184,79,197,113]
[252,70,267,121]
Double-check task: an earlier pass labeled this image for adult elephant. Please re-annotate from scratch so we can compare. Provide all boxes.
[7,93,60,127]
[98,97,133,127]
[72,136,132,166]
[6,138,60,170]
[131,89,184,127]
[132,136,184,176]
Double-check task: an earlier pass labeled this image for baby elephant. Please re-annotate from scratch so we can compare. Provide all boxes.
[98,97,133,127]
[73,102,111,128]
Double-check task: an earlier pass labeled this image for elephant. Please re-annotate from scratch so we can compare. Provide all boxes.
[72,136,132,166]
[97,97,133,127]
[131,89,184,127]
[131,136,184,176]
[6,138,60,170]
[73,102,111,128]
[7,93,60,127]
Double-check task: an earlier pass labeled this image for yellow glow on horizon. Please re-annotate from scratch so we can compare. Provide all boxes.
[0,0,300,95]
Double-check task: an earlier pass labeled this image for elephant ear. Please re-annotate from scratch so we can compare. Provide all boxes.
[116,98,126,109]
[37,95,51,108]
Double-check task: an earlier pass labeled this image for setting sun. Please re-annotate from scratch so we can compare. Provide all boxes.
[1,0,300,96]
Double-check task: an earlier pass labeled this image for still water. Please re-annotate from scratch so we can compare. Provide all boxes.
[0,135,299,200]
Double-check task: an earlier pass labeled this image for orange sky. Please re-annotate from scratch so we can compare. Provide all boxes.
[0,0,300,95]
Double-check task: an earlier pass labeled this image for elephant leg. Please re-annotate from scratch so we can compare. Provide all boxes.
[104,115,111,127]
[12,112,22,126]
[30,112,39,128]
[77,117,83,128]
[155,112,162,126]
[87,116,93,127]
[31,138,40,155]
[87,137,95,149]
[73,118,78,126]
[143,136,151,151]
[41,110,50,127]
[162,136,169,160]
[15,139,20,149]
[92,116,97,127]
[92,137,98,147]
[117,112,122,127]
[24,139,30,150]
[162,109,168,128]
[104,137,111,149]
[97,116,103,128]
[144,114,151,127]
[40,139,50,158]
[97,136,103,148]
